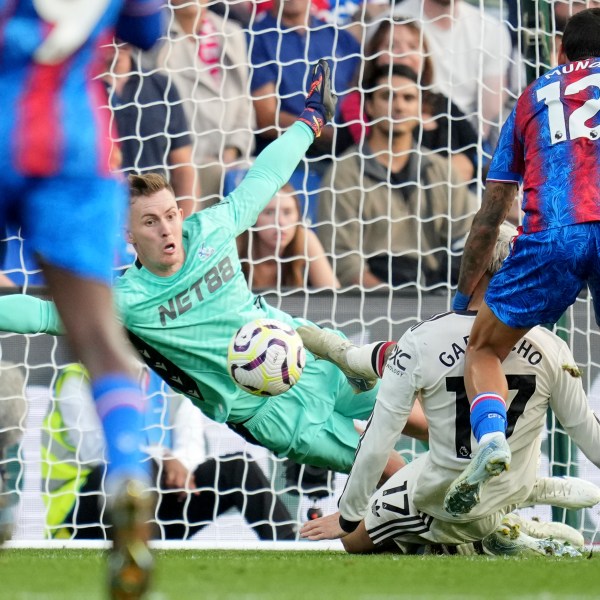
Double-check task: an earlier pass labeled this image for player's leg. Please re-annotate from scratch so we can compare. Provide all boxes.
[482,515,582,557]
[297,326,428,441]
[447,226,589,516]
[361,456,453,553]
[43,264,154,596]
[520,476,600,510]
[443,302,526,516]
[341,521,395,554]
[29,175,152,598]
[296,325,384,390]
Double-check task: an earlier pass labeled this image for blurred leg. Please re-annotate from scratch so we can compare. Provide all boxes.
[42,263,153,599]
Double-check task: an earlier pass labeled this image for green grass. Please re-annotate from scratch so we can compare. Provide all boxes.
[2,550,600,599]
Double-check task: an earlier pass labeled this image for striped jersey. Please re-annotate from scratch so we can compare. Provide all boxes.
[487,58,600,233]
[339,311,600,524]
[0,0,160,178]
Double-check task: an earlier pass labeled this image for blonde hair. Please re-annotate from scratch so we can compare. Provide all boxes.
[488,223,517,276]
[128,173,174,201]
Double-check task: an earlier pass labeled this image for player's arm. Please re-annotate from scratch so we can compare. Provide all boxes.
[0,295,64,335]
[302,333,420,540]
[116,0,164,51]
[226,60,337,235]
[454,182,517,299]
[549,344,600,467]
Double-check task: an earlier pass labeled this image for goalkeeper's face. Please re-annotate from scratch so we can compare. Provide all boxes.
[127,188,185,277]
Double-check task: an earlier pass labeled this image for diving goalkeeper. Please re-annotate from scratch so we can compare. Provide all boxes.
[0,60,426,476]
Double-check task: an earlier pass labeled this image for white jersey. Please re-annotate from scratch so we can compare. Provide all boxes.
[340,311,600,524]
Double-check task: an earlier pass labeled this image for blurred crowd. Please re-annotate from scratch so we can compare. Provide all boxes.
[0,0,589,293]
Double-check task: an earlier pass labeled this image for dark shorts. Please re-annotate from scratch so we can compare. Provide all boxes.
[486,222,600,328]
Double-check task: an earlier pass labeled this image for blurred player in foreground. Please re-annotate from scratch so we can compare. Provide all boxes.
[0,60,427,480]
[446,8,600,516]
[0,2,162,598]
[299,223,600,555]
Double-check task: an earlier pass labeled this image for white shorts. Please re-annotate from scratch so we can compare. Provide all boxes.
[364,455,505,549]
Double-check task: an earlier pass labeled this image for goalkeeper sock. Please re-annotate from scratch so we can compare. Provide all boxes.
[470,393,507,442]
[371,341,396,378]
[344,341,394,379]
[92,374,150,483]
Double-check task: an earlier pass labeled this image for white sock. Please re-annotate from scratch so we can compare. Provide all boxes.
[345,342,383,378]
[478,431,506,446]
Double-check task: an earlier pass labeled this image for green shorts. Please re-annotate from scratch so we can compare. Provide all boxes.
[241,350,379,473]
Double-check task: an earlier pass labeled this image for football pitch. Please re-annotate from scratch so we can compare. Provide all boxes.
[2,549,600,599]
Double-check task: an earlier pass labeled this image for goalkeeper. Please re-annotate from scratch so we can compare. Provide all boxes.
[0,60,426,476]
[299,223,600,554]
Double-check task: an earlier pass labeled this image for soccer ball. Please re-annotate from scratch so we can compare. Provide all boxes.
[227,318,306,396]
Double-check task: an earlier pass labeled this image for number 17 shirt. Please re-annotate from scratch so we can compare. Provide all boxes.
[338,311,600,525]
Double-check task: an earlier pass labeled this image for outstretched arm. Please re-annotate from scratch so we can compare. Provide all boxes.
[0,295,64,335]
[227,60,337,235]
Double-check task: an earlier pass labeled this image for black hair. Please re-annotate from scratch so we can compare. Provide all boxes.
[562,8,600,62]
[363,64,419,102]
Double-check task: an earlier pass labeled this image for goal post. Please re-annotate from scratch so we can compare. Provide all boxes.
[1,0,600,547]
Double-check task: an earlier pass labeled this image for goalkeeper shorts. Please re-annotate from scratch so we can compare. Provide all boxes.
[240,352,380,474]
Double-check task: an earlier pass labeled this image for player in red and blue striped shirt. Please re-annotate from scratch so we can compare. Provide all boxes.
[444,8,600,518]
[0,2,162,597]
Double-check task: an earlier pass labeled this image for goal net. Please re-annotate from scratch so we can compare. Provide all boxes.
[2,0,600,548]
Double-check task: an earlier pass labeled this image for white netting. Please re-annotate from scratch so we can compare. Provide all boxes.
[2,0,600,547]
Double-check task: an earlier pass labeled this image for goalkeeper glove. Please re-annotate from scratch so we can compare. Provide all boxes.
[297,59,337,138]
[452,291,471,311]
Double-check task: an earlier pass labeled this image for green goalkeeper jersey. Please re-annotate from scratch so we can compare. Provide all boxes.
[0,122,315,424]
[116,123,314,422]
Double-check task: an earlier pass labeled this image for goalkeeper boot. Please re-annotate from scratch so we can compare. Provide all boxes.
[519,476,600,510]
[443,433,511,516]
[297,325,377,392]
[482,518,582,557]
[108,478,154,600]
[503,513,584,550]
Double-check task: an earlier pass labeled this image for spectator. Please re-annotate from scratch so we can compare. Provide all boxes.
[156,0,255,206]
[391,0,512,141]
[554,1,600,31]
[318,64,476,289]
[0,362,27,543]
[237,184,339,290]
[311,0,389,39]
[249,0,360,166]
[104,41,198,217]
[338,16,477,182]
[42,364,296,541]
